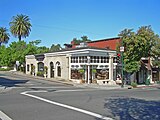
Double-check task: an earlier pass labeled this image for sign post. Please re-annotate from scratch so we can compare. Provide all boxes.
[120,46,124,88]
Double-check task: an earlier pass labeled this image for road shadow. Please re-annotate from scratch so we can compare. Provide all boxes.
[0,76,28,88]
[104,97,160,120]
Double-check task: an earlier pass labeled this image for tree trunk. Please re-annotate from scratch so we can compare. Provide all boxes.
[18,35,21,41]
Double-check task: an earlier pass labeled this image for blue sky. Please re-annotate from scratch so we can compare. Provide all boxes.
[0,0,160,47]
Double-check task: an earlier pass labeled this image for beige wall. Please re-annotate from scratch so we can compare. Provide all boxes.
[26,55,69,80]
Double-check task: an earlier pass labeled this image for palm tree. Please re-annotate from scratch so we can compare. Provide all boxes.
[0,27,10,46]
[9,14,32,41]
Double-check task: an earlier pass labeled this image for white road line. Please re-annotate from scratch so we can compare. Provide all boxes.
[0,111,12,120]
[21,91,113,120]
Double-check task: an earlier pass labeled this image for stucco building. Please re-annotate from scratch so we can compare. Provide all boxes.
[25,47,117,84]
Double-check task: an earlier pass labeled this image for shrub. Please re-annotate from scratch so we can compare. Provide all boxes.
[78,69,84,74]
[0,67,12,71]
[92,69,97,73]
[37,71,44,77]
[156,81,160,84]
[131,82,137,88]
[44,66,48,74]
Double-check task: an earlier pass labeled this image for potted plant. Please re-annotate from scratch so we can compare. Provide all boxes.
[78,69,85,83]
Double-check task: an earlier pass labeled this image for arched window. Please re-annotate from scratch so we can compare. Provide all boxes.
[37,62,44,72]
[50,62,54,78]
[56,61,61,77]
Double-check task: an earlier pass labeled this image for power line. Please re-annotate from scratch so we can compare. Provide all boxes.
[33,24,107,36]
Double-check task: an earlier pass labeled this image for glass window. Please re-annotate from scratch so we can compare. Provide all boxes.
[37,62,44,71]
[106,57,109,63]
[104,57,107,63]
[75,57,78,63]
[27,64,29,71]
[82,56,84,63]
[97,56,99,63]
[84,56,87,63]
[94,56,96,63]
[71,69,83,80]
[113,57,117,63]
[90,56,93,63]
[101,57,104,63]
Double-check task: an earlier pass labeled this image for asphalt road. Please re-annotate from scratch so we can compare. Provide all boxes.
[0,71,160,120]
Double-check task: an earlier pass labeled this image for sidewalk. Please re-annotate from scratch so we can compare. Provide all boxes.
[11,71,131,89]
[1,71,160,91]
[10,71,130,90]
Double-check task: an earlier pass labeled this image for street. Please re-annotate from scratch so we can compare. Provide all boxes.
[0,72,160,120]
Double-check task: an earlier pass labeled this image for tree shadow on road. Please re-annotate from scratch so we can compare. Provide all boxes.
[104,97,160,120]
[0,76,28,88]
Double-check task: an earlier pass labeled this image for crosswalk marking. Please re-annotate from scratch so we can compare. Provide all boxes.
[0,111,12,120]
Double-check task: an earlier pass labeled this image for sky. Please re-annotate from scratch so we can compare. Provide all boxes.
[0,0,160,48]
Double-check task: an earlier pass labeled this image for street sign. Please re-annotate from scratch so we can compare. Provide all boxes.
[120,46,124,52]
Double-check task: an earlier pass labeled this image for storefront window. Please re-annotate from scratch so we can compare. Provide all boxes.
[95,69,109,80]
[71,69,83,79]
[79,56,82,63]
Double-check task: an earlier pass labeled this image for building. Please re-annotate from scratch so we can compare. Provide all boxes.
[26,36,159,85]
[25,47,117,85]
[66,37,121,50]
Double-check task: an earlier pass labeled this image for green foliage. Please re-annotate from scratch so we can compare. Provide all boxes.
[44,66,48,74]
[72,36,91,45]
[9,14,32,41]
[0,40,49,67]
[0,27,10,46]
[131,82,137,88]
[37,71,44,77]
[0,45,12,66]
[92,69,97,73]
[118,26,160,73]
[152,36,160,67]
[30,65,35,75]
[0,67,12,71]
[49,44,62,52]
[37,46,49,54]
[78,69,85,73]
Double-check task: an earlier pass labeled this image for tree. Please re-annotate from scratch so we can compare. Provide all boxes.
[0,27,9,46]
[152,35,160,67]
[50,44,62,52]
[72,36,91,45]
[9,14,32,41]
[81,36,91,42]
[37,46,49,54]
[0,45,11,67]
[118,26,159,73]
